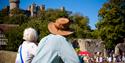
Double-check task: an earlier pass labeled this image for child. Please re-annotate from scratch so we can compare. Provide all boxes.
[15,27,38,63]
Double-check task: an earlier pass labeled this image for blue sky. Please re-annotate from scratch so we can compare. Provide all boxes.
[0,0,107,29]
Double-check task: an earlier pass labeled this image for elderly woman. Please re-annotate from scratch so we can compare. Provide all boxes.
[15,27,38,63]
[31,18,80,63]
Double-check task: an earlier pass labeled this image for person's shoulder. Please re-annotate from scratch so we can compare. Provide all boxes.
[28,42,37,49]
[49,34,67,43]
[44,34,65,40]
[39,34,66,44]
[24,41,37,46]
[51,34,65,39]
[30,42,37,46]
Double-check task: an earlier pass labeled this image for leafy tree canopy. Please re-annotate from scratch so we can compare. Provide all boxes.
[96,0,125,49]
[4,8,91,51]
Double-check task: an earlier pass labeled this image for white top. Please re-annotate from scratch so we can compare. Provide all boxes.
[15,41,37,63]
[113,57,116,62]
[108,57,112,62]
[122,56,125,61]
[96,57,99,62]
[99,57,103,62]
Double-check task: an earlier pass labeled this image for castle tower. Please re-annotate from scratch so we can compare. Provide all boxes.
[9,0,20,10]
[30,3,37,17]
[60,6,65,11]
[40,5,45,11]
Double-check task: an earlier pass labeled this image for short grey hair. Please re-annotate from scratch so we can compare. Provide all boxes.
[23,27,38,42]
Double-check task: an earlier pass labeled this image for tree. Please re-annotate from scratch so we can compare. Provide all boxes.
[0,8,29,25]
[91,29,100,39]
[5,27,23,51]
[6,14,29,25]
[4,8,70,51]
[10,8,24,15]
[0,6,9,23]
[69,14,91,38]
[0,6,9,17]
[4,8,92,51]
[96,0,125,49]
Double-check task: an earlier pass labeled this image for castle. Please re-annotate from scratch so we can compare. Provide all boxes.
[0,0,65,49]
[9,0,65,17]
[9,0,45,16]
[9,0,20,10]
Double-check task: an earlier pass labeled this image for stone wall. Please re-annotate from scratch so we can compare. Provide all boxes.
[0,50,17,63]
[76,39,105,54]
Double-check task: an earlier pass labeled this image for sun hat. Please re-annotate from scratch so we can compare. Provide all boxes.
[48,18,73,36]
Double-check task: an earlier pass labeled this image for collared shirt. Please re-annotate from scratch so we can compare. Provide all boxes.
[15,41,38,63]
[31,34,80,63]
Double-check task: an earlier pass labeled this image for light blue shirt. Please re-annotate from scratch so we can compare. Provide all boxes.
[31,34,80,63]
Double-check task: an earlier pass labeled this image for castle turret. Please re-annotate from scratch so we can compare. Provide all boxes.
[9,0,20,10]
[40,5,45,11]
[60,6,65,11]
[30,3,37,17]
[28,3,43,17]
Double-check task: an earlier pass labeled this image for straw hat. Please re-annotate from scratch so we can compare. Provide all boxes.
[48,18,73,36]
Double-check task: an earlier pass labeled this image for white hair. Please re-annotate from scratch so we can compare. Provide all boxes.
[23,27,38,42]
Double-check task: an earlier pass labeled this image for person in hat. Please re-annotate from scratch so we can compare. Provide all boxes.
[15,27,38,63]
[31,18,80,63]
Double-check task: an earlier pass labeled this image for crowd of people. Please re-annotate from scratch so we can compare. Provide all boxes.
[15,17,125,63]
[77,50,125,63]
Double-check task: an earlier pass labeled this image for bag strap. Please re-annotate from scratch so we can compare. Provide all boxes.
[20,45,24,63]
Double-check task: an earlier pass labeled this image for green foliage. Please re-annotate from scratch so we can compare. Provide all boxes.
[0,6,9,17]
[97,0,125,49]
[21,18,50,39]
[0,6,9,23]
[0,11,3,23]
[0,8,29,25]
[5,27,23,51]
[6,14,29,25]
[91,29,100,39]
[4,8,91,51]
[10,8,24,15]
[69,14,91,38]
[38,9,71,21]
